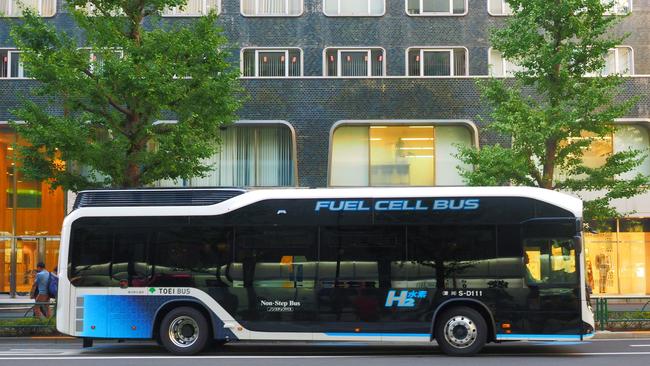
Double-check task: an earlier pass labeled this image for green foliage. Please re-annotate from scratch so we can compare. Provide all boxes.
[457,0,649,221]
[10,1,243,190]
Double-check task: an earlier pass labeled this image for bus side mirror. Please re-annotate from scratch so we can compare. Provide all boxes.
[573,236,583,254]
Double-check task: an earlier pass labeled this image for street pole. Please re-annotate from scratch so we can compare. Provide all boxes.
[9,132,18,298]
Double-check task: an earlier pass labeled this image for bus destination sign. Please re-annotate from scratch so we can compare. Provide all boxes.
[314,199,480,212]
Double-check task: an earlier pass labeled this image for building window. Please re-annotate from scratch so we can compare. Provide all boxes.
[323,0,384,16]
[406,0,466,15]
[487,0,512,15]
[604,0,632,15]
[330,124,474,186]
[561,124,650,177]
[325,48,385,77]
[242,48,302,77]
[0,49,28,79]
[601,47,634,76]
[0,0,56,17]
[162,0,219,16]
[241,0,302,16]
[156,124,296,187]
[488,48,524,77]
[407,48,467,76]
[585,218,650,296]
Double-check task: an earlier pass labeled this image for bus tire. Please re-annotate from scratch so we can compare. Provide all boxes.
[434,306,487,356]
[159,306,210,355]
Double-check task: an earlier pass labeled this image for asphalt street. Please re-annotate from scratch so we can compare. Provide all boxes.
[0,338,649,366]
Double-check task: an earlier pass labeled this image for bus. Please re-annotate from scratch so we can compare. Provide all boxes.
[56,187,595,356]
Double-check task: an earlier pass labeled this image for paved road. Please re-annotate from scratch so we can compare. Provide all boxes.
[1,338,650,366]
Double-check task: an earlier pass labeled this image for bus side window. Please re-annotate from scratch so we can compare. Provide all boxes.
[524,238,578,286]
[233,226,317,288]
[406,225,497,289]
[69,226,113,287]
[152,226,233,288]
[319,226,405,289]
[111,230,151,287]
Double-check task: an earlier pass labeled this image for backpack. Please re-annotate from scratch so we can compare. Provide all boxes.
[47,273,58,299]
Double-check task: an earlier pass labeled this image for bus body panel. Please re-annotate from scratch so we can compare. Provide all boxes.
[57,188,594,343]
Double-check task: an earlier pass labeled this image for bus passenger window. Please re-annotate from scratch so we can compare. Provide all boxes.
[524,239,578,285]
[112,231,151,287]
[152,226,233,288]
[319,226,405,289]
[234,227,317,288]
[69,227,113,287]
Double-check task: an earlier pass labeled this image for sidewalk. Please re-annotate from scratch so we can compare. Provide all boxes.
[593,331,650,339]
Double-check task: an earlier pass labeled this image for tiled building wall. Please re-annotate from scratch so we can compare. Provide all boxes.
[1,1,650,188]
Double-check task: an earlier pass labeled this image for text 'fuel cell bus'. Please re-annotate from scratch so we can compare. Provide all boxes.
[56,187,595,356]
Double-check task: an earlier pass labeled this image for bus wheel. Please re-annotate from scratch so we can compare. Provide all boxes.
[434,306,487,356]
[160,307,210,355]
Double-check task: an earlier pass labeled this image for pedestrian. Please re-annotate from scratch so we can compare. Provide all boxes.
[30,262,51,318]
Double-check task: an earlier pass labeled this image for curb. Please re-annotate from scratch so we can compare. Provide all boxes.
[593,331,650,339]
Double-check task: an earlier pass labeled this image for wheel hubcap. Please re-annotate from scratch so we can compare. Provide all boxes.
[443,315,478,349]
[169,316,199,348]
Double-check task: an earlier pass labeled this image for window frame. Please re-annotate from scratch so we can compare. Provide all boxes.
[323,47,386,78]
[603,0,632,15]
[152,120,299,187]
[584,46,635,77]
[240,47,303,78]
[323,0,386,17]
[1,0,57,17]
[327,119,480,187]
[77,47,125,74]
[240,0,304,17]
[0,49,30,79]
[487,0,513,16]
[162,0,220,17]
[487,47,524,77]
[405,47,469,77]
[405,0,468,17]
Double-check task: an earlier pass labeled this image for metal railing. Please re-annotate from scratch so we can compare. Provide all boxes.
[593,296,650,331]
[0,301,57,329]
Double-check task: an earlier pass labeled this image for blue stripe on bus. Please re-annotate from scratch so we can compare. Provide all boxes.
[496,334,583,340]
[325,333,430,338]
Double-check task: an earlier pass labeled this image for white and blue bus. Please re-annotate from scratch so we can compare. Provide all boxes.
[56,187,595,356]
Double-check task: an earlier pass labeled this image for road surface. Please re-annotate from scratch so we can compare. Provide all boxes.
[0,338,650,365]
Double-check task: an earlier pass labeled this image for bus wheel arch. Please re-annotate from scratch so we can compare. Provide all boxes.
[153,300,214,346]
[430,299,496,344]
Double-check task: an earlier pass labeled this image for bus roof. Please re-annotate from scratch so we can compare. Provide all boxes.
[69,186,582,219]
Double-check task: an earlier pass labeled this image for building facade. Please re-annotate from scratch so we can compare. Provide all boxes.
[1,0,650,296]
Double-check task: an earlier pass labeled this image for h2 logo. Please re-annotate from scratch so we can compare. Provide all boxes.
[384,290,415,308]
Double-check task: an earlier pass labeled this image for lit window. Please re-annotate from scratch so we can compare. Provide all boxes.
[0,49,28,79]
[562,125,650,176]
[325,48,385,77]
[330,124,473,186]
[241,0,302,16]
[406,0,466,15]
[407,48,467,76]
[323,0,384,16]
[163,0,219,16]
[242,48,302,77]
[0,0,56,16]
[488,48,525,77]
[488,0,512,15]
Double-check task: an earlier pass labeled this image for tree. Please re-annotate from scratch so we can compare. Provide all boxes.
[9,1,242,191]
[457,0,649,221]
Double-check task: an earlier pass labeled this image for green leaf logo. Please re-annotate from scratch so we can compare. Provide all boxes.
[148,288,156,294]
